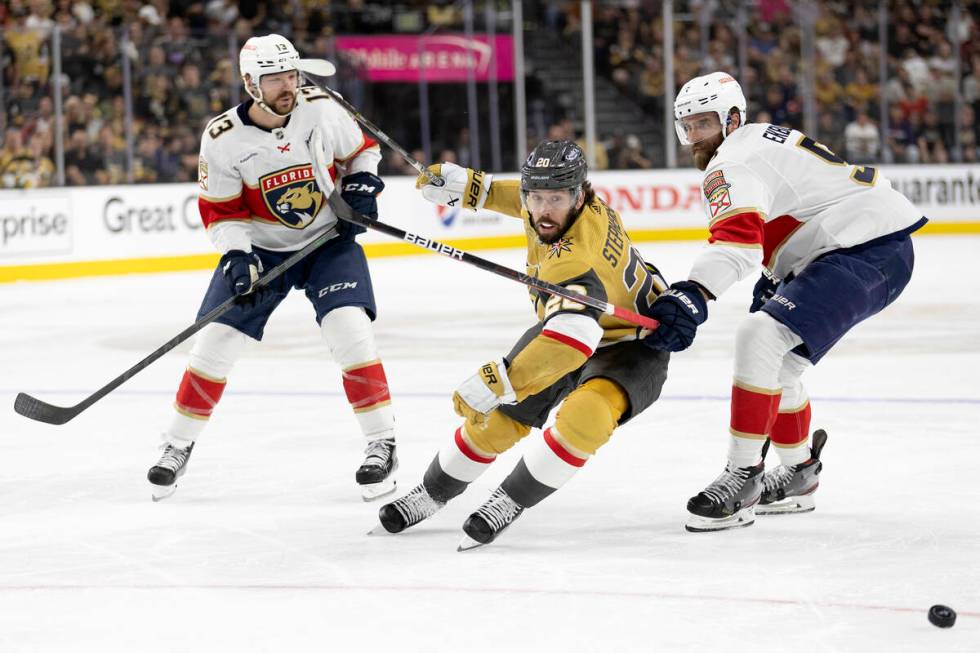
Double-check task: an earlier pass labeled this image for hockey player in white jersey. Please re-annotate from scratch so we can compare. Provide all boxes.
[643,72,927,532]
[146,34,398,502]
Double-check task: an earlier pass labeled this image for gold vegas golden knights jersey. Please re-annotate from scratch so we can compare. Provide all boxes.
[487,179,666,342]
[479,179,668,401]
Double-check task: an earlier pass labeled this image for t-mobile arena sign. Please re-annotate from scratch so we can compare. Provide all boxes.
[334,35,514,82]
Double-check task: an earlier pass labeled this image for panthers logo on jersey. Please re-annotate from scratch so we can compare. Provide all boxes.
[259,164,325,228]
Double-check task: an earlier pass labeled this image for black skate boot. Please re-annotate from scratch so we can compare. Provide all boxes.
[377,483,446,534]
[356,438,398,501]
[147,441,195,502]
[458,488,525,551]
[686,459,765,532]
[758,429,828,515]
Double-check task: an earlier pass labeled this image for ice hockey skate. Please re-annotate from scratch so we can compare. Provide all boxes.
[758,429,828,515]
[147,442,195,501]
[356,438,398,501]
[457,488,525,551]
[685,460,764,532]
[375,483,446,534]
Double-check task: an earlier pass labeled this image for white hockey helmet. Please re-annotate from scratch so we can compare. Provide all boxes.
[673,71,747,145]
[240,34,303,116]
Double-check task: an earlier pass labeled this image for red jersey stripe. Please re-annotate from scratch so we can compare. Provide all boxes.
[763,214,805,268]
[708,211,765,247]
[199,195,249,228]
[542,329,594,357]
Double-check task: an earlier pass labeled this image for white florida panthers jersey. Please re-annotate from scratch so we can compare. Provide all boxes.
[687,122,924,297]
[197,85,380,253]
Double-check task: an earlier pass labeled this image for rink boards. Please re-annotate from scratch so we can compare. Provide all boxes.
[1,164,978,282]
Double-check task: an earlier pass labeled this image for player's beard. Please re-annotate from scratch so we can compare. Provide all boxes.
[532,206,578,244]
[269,90,297,116]
[691,131,724,171]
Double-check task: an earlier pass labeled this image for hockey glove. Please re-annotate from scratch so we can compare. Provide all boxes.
[642,281,710,352]
[220,250,269,308]
[749,270,780,313]
[452,359,518,424]
[338,171,385,240]
[416,162,491,210]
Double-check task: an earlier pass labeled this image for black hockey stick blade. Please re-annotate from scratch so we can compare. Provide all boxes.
[14,392,79,425]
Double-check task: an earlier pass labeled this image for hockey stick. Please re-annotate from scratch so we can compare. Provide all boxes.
[14,229,339,425]
[294,59,444,186]
[325,191,660,331]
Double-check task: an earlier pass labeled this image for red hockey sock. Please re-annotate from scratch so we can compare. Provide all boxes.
[174,368,227,419]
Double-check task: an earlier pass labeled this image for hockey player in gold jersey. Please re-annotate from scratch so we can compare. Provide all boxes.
[377,141,671,550]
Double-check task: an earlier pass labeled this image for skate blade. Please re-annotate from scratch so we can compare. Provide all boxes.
[367,524,393,536]
[757,494,815,515]
[360,477,397,502]
[457,533,488,552]
[150,483,177,502]
[685,506,756,532]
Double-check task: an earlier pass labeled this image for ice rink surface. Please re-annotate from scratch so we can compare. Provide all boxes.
[1,236,978,652]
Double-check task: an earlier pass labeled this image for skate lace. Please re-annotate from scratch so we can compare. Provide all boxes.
[155,444,190,473]
[763,465,795,493]
[702,466,752,504]
[475,489,523,531]
[362,439,394,468]
[394,485,443,525]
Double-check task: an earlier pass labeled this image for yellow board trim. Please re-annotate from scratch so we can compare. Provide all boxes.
[2,222,978,283]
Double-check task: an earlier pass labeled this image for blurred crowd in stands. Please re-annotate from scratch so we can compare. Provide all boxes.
[1,0,977,189]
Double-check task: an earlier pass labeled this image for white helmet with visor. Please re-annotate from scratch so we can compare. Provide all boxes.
[673,72,747,145]
[240,34,318,117]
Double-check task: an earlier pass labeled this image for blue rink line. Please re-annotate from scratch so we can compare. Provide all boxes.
[3,389,979,406]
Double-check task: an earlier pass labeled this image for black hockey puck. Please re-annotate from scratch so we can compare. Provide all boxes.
[928,604,956,628]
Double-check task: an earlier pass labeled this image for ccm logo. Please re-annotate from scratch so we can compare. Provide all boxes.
[317,281,357,297]
[342,182,377,193]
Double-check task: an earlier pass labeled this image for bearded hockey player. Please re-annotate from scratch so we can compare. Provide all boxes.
[643,72,926,532]
[377,140,671,550]
[146,34,398,502]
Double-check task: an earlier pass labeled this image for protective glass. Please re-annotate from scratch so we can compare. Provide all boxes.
[674,111,724,146]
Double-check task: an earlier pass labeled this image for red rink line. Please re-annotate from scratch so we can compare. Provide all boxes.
[0,584,976,618]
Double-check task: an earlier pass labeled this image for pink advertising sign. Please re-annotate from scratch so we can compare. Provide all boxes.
[334,34,515,83]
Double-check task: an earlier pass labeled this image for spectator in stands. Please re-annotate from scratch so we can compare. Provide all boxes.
[917,112,949,163]
[616,134,650,170]
[844,112,880,164]
[885,104,917,163]
[843,68,878,122]
[65,128,102,186]
[957,105,977,162]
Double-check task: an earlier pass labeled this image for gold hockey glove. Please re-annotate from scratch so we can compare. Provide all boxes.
[416,162,492,210]
[452,359,517,423]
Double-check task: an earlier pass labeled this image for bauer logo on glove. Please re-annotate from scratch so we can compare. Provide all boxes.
[452,359,518,423]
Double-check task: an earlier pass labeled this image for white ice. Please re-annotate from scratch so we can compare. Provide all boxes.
[1,237,978,652]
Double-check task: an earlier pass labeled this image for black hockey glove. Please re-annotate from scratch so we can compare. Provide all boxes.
[219,250,269,307]
[338,171,385,241]
[642,281,710,352]
[749,271,780,313]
